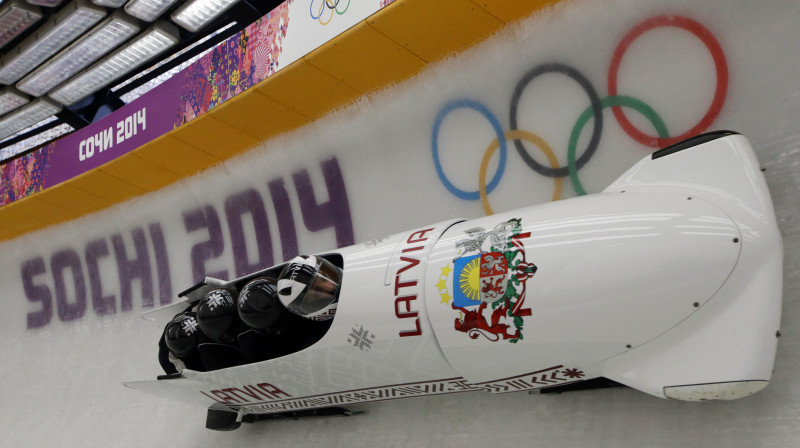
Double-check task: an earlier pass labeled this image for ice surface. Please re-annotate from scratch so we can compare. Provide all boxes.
[1,0,800,446]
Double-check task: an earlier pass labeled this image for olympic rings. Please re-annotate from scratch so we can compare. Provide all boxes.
[509,63,604,178]
[480,130,562,215]
[431,14,727,211]
[568,95,669,195]
[608,15,728,148]
[310,0,350,24]
[432,99,507,201]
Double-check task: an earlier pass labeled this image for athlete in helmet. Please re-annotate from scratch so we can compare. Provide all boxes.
[237,277,296,335]
[277,255,343,321]
[159,312,205,374]
[197,288,241,345]
[195,288,247,370]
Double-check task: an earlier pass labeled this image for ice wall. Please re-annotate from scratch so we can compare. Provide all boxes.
[1,0,799,446]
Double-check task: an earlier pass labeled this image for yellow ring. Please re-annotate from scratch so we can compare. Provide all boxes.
[318,1,333,25]
[479,130,562,215]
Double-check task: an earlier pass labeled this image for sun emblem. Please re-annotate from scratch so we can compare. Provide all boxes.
[444,218,535,343]
[458,258,481,302]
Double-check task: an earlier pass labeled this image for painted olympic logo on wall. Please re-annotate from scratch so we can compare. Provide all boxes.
[309,0,350,25]
[432,15,728,215]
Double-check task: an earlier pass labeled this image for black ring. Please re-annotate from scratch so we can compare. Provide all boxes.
[509,63,604,178]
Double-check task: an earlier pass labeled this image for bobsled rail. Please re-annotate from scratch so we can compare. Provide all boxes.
[126,133,782,429]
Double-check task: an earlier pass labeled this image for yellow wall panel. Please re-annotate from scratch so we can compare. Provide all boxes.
[305,22,427,94]
[0,198,45,233]
[136,134,221,177]
[68,169,146,203]
[99,153,182,191]
[368,0,504,62]
[22,196,80,226]
[212,89,310,141]
[0,196,72,234]
[0,224,16,240]
[1,0,565,240]
[470,0,561,23]
[32,181,110,216]
[171,113,259,160]
[255,60,362,119]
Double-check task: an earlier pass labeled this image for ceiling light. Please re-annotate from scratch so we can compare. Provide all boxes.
[0,1,42,50]
[90,0,127,7]
[171,0,239,33]
[49,23,179,106]
[0,98,60,141]
[125,0,179,22]
[17,11,140,97]
[0,0,107,85]
[0,87,29,116]
[26,0,67,7]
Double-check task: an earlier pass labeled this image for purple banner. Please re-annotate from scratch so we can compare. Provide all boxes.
[45,76,182,187]
[0,3,293,207]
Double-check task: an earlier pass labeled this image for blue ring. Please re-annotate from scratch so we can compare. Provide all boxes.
[310,0,321,19]
[432,99,507,200]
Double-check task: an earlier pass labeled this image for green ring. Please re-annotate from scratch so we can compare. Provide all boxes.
[568,95,669,195]
[335,0,350,14]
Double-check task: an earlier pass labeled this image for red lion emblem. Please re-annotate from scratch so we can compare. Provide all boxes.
[452,301,519,342]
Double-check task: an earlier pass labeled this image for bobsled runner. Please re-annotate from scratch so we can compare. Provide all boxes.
[125,131,782,430]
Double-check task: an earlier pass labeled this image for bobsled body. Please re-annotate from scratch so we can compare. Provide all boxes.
[126,132,782,419]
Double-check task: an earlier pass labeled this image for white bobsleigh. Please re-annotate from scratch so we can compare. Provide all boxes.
[125,132,783,429]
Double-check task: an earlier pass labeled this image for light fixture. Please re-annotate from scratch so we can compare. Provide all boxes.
[0,98,60,141]
[26,0,67,7]
[17,11,140,97]
[171,0,239,33]
[0,87,30,116]
[49,23,179,106]
[0,1,42,50]
[0,0,107,85]
[125,0,179,22]
[90,0,127,7]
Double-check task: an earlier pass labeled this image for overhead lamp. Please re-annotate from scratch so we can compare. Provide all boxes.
[125,0,179,22]
[0,87,30,116]
[17,11,140,97]
[0,1,42,50]
[0,98,60,141]
[90,0,127,7]
[171,0,239,33]
[0,0,107,85]
[49,23,179,106]
[26,0,67,7]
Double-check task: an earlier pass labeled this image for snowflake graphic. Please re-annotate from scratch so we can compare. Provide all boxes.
[364,236,390,247]
[347,325,375,351]
[182,317,198,335]
[562,368,585,379]
[206,290,231,310]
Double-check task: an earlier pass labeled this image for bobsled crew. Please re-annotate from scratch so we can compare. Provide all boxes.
[127,132,783,431]
[158,255,341,374]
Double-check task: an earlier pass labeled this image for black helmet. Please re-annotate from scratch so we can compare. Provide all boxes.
[277,255,342,321]
[197,289,239,344]
[165,312,200,358]
[237,277,291,332]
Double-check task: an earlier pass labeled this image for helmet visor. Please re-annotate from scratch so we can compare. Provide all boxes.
[284,258,342,316]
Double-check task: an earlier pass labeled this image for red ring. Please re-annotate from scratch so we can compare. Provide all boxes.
[608,15,728,148]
